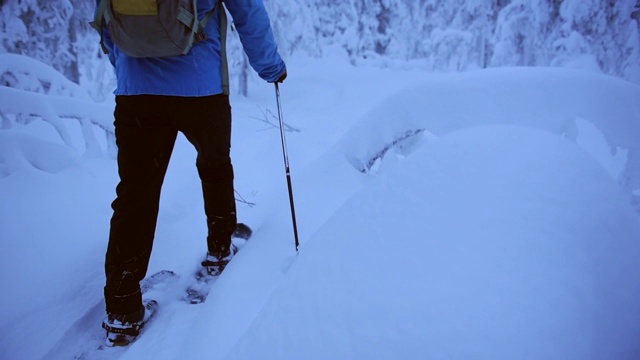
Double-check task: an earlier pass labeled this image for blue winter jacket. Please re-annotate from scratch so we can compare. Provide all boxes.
[97,0,286,96]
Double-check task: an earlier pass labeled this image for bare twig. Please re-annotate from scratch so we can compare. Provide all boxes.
[250,106,301,133]
[234,190,256,208]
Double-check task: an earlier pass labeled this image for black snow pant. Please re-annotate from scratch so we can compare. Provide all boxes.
[104,94,237,316]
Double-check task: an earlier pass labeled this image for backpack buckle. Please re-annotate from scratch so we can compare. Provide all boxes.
[195,32,207,42]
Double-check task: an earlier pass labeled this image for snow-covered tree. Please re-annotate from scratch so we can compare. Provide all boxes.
[424,0,494,71]
[2,0,639,91]
[0,0,99,87]
[2,0,73,79]
[491,0,555,67]
[551,0,640,82]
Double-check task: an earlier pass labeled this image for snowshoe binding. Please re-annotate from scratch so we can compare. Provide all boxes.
[102,299,158,347]
[201,244,238,276]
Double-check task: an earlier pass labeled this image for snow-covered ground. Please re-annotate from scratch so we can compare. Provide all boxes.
[1,56,640,360]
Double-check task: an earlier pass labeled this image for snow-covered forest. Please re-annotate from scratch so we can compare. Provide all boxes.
[2,0,638,170]
[2,0,640,97]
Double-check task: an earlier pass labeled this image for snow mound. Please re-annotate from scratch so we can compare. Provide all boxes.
[341,67,640,188]
[227,125,640,360]
[0,132,79,176]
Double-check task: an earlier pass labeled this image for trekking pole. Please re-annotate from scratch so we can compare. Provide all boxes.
[274,83,300,252]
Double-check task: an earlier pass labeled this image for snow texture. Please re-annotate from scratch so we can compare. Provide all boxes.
[228,124,640,360]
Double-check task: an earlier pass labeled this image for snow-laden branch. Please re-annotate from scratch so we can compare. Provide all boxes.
[0,53,89,99]
[0,86,113,147]
[0,54,115,176]
[347,128,426,174]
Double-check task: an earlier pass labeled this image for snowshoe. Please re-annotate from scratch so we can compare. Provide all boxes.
[185,223,253,304]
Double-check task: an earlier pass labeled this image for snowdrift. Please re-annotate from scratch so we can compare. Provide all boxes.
[341,67,640,193]
[226,125,640,360]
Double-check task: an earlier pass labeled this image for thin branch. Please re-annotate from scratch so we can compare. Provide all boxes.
[234,190,256,208]
[250,106,301,133]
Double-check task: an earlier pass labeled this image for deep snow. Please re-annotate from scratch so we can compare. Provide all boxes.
[1,57,639,360]
[227,125,640,360]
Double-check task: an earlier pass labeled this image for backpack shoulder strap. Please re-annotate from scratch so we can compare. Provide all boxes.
[194,0,228,94]
[217,1,229,95]
[89,0,112,54]
[197,0,223,33]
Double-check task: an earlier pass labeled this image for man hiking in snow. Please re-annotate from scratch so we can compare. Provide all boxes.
[91,0,286,346]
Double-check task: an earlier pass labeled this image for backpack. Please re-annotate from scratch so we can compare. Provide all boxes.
[90,0,226,58]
